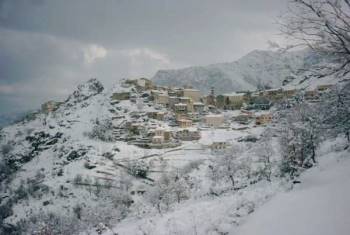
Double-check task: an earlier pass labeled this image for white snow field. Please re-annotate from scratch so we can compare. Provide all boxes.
[101,138,350,235]
[237,145,350,235]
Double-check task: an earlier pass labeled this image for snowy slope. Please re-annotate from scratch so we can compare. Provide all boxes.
[0,78,158,232]
[152,50,317,94]
[102,137,350,235]
[1,75,348,234]
[237,140,350,235]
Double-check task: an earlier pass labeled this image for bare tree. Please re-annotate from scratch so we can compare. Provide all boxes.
[320,81,350,142]
[281,0,350,76]
[278,101,323,178]
[208,144,251,191]
[254,129,275,182]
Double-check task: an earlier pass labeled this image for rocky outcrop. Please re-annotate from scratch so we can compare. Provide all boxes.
[65,78,104,105]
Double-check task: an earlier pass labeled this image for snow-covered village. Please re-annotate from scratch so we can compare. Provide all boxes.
[1,1,350,235]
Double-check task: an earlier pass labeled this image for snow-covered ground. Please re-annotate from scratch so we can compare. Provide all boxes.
[1,76,349,235]
[237,141,350,235]
[101,138,350,235]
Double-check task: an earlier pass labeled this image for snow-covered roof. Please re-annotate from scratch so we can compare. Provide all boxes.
[178,119,192,122]
[223,92,245,97]
[205,114,224,118]
[264,88,283,92]
[152,135,164,139]
[175,103,188,107]
[158,93,169,97]
[183,88,200,92]
[177,127,199,132]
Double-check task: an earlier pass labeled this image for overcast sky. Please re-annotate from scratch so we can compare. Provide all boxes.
[0,0,288,115]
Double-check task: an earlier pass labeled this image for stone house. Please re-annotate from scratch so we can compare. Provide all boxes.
[261,88,284,101]
[222,92,245,110]
[204,114,224,127]
[136,78,154,90]
[178,97,193,112]
[175,128,201,141]
[193,102,205,113]
[111,92,131,101]
[174,103,188,114]
[317,84,334,92]
[163,130,172,142]
[147,111,165,121]
[168,96,180,109]
[255,113,273,125]
[152,127,172,144]
[182,89,201,102]
[155,93,169,106]
[210,141,228,150]
[178,119,192,128]
[129,123,146,135]
[152,135,164,144]
[205,87,217,106]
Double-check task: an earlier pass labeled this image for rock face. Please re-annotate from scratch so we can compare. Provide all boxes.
[66,78,104,104]
[152,50,318,94]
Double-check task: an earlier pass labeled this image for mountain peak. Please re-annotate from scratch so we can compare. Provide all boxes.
[66,78,104,104]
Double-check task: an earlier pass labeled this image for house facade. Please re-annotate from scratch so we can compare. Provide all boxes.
[204,114,224,127]
[178,119,192,128]
[255,113,273,125]
[222,93,245,110]
[175,128,201,141]
[111,92,131,101]
[182,89,201,102]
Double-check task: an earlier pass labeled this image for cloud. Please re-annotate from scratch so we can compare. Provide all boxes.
[83,44,107,65]
[0,28,180,114]
[126,48,171,66]
[0,85,14,94]
[0,0,289,114]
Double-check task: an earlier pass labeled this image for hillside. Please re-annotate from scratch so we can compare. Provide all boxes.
[152,50,319,94]
[0,79,149,233]
[106,138,350,235]
[0,74,349,235]
[237,140,350,235]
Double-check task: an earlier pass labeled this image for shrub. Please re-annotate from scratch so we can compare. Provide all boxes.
[18,212,82,235]
[14,180,29,201]
[127,160,149,178]
[1,143,13,156]
[73,204,83,220]
[87,119,114,142]
[73,174,83,185]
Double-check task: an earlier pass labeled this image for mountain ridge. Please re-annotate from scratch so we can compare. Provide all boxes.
[152,49,315,94]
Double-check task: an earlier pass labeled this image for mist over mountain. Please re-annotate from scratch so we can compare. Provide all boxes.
[0,111,29,128]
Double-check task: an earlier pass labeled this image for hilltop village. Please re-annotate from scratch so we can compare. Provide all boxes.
[42,77,334,151]
[1,75,348,235]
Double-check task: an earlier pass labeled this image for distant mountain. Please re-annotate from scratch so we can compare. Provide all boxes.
[152,50,320,94]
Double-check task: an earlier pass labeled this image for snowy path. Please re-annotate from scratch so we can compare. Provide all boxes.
[236,155,350,235]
